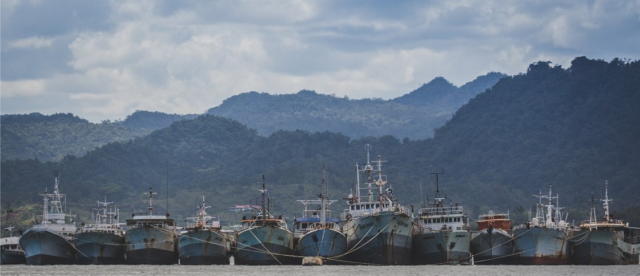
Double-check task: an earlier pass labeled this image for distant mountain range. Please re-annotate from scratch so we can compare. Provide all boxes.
[2,57,639,227]
[207,72,506,139]
[1,73,504,161]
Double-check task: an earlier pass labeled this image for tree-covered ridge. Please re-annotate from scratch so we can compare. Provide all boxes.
[207,73,506,140]
[2,57,639,228]
[1,113,154,162]
[1,111,200,162]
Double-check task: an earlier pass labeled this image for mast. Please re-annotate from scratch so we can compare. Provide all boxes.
[320,167,327,226]
[430,169,444,208]
[601,180,612,222]
[589,192,597,228]
[533,189,544,224]
[147,187,157,216]
[260,175,267,223]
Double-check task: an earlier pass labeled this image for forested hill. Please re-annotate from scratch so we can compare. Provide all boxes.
[207,73,505,140]
[2,57,639,227]
[0,111,198,162]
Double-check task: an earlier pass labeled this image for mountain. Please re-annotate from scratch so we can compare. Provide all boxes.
[0,111,199,162]
[207,73,506,139]
[2,57,639,227]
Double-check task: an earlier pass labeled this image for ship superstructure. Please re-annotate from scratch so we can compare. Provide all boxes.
[293,169,346,264]
[234,178,296,265]
[178,195,232,265]
[124,188,178,264]
[342,144,413,265]
[19,171,79,265]
[470,210,513,264]
[412,171,470,265]
[513,185,572,265]
[569,181,640,265]
[75,194,126,264]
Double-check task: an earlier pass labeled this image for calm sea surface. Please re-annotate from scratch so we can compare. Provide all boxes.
[1,265,638,276]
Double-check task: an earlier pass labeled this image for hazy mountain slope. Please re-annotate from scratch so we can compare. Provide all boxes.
[207,73,506,139]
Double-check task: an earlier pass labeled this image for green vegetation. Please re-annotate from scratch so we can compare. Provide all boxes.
[207,73,505,140]
[2,57,639,228]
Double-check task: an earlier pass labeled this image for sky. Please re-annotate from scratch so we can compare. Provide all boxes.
[2,0,639,123]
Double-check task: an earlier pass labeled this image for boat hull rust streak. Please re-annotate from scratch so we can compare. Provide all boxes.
[294,228,347,263]
[344,212,413,265]
[19,228,78,265]
[75,231,126,265]
[125,226,177,265]
[513,227,569,265]
[234,226,296,265]
[569,229,640,265]
[470,229,514,265]
[412,231,470,264]
[178,229,230,265]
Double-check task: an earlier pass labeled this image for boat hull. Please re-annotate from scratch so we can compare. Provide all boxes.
[235,226,296,265]
[569,229,640,265]
[513,227,569,265]
[1,249,26,265]
[294,228,347,264]
[470,229,513,265]
[75,231,126,264]
[344,212,413,265]
[125,226,177,264]
[178,229,230,265]
[412,231,470,265]
[19,228,78,265]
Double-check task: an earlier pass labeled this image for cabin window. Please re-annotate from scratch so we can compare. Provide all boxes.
[366,204,370,209]
[351,206,354,210]
[302,223,307,228]
[356,205,360,210]
[376,204,379,208]
[424,219,427,224]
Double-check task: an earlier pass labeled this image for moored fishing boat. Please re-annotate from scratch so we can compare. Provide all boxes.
[341,144,413,265]
[124,188,178,264]
[2,226,25,265]
[293,170,347,264]
[178,195,232,265]
[470,211,513,264]
[19,171,79,265]
[74,194,126,264]
[569,181,640,265]
[513,185,572,265]
[234,178,296,265]
[412,171,470,265]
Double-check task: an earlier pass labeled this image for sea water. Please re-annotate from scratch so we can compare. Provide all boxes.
[1,265,638,276]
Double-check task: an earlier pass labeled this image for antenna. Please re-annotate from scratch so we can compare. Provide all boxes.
[431,168,444,205]
[166,159,169,217]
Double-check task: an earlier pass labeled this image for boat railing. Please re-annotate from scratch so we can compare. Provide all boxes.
[417,206,463,216]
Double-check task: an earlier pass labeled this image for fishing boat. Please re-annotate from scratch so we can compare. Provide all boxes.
[412,171,471,265]
[1,205,26,265]
[293,170,347,265]
[341,144,413,265]
[512,185,572,265]
[234,178,296,265]
[569,181,640,265]
[178,195,232,265]
[124,188,178,264]
[469,211,513,264]
[74,194,126,264]
[19,171,79,265]
[2,227,25,265]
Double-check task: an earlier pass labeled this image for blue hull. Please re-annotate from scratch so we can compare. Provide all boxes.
[178,229,230,265]
[344,212,413,265]
[513,227,568,265]
[125,226,178,264]
[470,230,514,265]
[412,231,471,264]
[235,226,296,265]
[569,229,640,265]
[74,231,126,264]
[19,228,78,265]
[295,228,347,264]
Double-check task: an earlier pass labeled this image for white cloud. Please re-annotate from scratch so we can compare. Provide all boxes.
[7,37,54,49]
[2,1,640,122]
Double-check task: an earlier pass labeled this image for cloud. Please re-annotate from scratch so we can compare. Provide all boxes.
[2,0,640,122]
[7,37,53,49]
